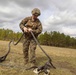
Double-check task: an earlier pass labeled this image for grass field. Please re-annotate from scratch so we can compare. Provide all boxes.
[0,40,76,75]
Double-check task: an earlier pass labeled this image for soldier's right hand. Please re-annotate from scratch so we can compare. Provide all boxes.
[23,27,28,32]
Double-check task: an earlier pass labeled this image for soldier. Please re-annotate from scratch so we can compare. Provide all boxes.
[19,8,42,67]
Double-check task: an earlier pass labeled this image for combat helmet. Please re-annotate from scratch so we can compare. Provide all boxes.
[31,8,41,16]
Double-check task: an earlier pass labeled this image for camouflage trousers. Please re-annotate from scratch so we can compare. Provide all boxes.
[23,36,37,64]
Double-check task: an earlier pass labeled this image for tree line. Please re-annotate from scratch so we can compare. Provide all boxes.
[0,29,76,49]
[38,31,76,49]
[0,29,22,41]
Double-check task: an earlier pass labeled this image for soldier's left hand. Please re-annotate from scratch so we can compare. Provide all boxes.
[28,28,33,32]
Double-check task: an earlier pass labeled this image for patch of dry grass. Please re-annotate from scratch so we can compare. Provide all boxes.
[0,40,76,75]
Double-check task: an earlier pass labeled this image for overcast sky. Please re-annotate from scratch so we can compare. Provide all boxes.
[0,0,76,37]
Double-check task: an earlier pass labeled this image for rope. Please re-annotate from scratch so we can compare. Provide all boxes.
[30,31,56,69]
[0,33,24,62]
[30,31,52,61]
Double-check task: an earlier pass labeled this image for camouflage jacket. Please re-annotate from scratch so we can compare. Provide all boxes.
[19,16,42,38]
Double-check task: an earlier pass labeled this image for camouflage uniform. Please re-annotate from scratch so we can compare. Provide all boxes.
[19,15,42,64]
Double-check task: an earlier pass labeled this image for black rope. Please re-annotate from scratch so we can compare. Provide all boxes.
[12,33,24,45]
[0,33,24,63]
[30,31,56,70]
[30,31,52,61]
